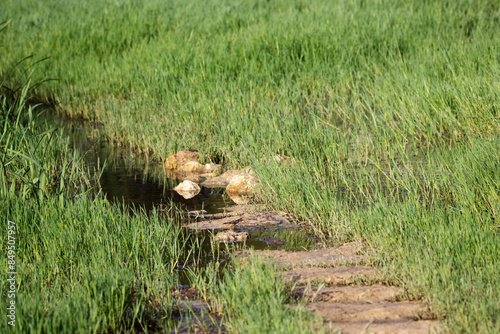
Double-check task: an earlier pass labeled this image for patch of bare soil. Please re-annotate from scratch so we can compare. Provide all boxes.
[238,243,440,334]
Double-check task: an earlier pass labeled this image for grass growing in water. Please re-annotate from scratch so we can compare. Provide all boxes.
[1,49,192,333]
[218,256,323,334]
[1,0,500,332]
[0,196,190,333]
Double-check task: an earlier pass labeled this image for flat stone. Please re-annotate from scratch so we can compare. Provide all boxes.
[171,300,224,334]
[236,242,364,268]
[292,285,401,304]
[308,302,440,334]
[259,237,286,247]
[185,211,299,230]
[173,180,201,199]
[283,266,377,285]
[214,231,249,243]
[226,173,260,204]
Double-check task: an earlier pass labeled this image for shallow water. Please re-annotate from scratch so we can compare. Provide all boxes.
[44,113,319,284]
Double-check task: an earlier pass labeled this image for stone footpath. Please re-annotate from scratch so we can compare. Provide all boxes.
[171,241,440,333]
[236,242,440,334]
[171,203,441,333]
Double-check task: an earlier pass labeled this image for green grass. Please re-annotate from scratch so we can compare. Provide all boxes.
[1,0,500,332]
[0,50,192,333]
[187,254,324,334]
[0,196,192,333]
[218,256,323,334]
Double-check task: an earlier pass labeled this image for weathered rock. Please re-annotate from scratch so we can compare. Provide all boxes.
[181,175,203,183]
[230,241,440,334]
[178,161,222,174]
[202,163,223,175]
[186,210,299,230]
[284,266,377,285]
[213,231,249,243]
[259,237,286,247]
[226,173,260,204]
[164,151,200,170]
[200,168,252,188]
[171,299,224,334]
[173,180,201,199]
[179,161,205,173]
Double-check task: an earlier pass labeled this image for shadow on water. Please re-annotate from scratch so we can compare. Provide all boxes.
[42,112,320,285]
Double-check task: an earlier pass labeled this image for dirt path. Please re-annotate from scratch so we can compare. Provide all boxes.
[236,242,440,334]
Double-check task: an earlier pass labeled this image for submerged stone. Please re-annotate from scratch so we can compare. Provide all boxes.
[179,161,205,172]
[213,231,249,243]
[178,161,222,174]
[200,169,245,188]
[259,237,286,247]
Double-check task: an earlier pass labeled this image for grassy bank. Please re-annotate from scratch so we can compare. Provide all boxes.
[1,44,320,333]
[2,0,500,332]
[0,73,193,332]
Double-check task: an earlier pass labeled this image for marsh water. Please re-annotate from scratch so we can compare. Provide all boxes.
[44,113,319,284]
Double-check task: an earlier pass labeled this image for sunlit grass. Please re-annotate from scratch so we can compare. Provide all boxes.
[1,0,500,332]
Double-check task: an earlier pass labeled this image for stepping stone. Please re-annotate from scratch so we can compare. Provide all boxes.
[308,302,440,334]
[308,301,423,322]
[283,266,377,285]
[324,319,440,334]
[186,211,299,230]
[292,285,401,303]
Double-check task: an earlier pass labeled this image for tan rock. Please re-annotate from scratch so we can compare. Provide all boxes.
[201,172,219,179]
[226,173,260,204]
[213,231,249,243]
[237,242,364,268]
[173,180,201,199]
[185,210,298,230]
[179,161,205,173]
[164,151,200,170]
[201,169,249,188]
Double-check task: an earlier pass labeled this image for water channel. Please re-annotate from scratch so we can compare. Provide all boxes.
[46,113,320,285]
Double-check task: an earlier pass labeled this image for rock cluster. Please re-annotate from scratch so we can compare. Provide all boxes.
[165,150,261,204]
